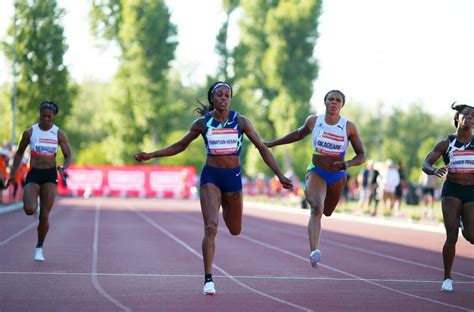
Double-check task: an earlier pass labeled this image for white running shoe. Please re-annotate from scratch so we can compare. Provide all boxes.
[309,249,322,269]
[441,279,453,292]
[202,281,216,295]
[34,248,44,262]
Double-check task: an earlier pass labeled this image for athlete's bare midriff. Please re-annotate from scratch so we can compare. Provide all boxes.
[30,155,57,170]
[446,173,474,185]
[206,155,240,169]
[312,154,344,172]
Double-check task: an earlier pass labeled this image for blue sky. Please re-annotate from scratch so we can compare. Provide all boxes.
[1,0,474,116]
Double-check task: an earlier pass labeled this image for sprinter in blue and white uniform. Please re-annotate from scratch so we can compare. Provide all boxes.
[422,102,474,292]
[265,90,366,269]
[134,82,292,295]
[8,101,72,262]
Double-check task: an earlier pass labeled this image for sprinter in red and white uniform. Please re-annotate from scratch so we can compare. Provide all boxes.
[134,82,292,295]
[8,101,72,262]
[265,90,366,269]
[422,102,474,292]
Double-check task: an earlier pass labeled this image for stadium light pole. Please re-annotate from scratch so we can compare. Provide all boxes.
[11,1,18,149]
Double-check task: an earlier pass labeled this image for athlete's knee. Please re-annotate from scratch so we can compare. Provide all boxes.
[23,205,36,215]
[228,225,241,236]
[204,221,218,238]
[445,230,459,244]
[307,199,323,215]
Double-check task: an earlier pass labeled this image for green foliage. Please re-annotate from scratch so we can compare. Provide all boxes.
[2,0,76,134]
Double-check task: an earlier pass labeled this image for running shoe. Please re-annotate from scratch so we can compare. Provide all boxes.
[202,281,216,295]
[309,249,322,269]
[34,248,44,262]
[441,278,453,292]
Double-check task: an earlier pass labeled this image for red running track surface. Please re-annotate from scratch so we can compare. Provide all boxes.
[0,197,472,312]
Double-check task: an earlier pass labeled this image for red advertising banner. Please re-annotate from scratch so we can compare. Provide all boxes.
[58,165,196,198]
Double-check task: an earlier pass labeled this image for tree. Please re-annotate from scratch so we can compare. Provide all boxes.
[89,0,177,163]
[2,0,75,136]
[233,0,322,178]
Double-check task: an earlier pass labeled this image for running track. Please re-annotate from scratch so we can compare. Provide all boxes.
[0,197,473,312]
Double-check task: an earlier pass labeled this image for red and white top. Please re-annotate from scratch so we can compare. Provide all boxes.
[30,123,59,157]
[311,114,349,158]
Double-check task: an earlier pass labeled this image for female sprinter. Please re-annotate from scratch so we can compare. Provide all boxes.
[422,102,474,292]
[134,82,293,295]
[8,101,72,261]
[264,90,365,268]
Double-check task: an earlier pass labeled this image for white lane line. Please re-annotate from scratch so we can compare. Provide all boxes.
[177,211,473,311]
[134,209,312,312]
[240,233,473,311]
[247,218,474,279]
[91,200,131,312]
[1,271,473,284]
[0,207,62,247]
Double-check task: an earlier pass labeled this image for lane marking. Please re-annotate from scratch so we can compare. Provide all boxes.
[245,217,474,279]
[91,200,131,312]
[177,210,474,311]
[1,271,473,284]
[134,209,312,312]
[0,207,63,247]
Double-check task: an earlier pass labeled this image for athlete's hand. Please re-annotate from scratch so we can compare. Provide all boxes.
[333,160,347,170]
[134,152,151,162]
[278,175,293,190]
[433,165,449,178]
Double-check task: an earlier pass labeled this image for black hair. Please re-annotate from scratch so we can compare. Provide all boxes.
[39,100,59,115]
[324,90,346,106]
[451,101,473,128]
[193,82,233,116]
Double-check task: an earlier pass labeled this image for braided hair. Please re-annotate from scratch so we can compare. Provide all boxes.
[194,82,233,116]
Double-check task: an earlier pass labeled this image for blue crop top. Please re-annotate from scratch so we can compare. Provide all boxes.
[203,110,244,156]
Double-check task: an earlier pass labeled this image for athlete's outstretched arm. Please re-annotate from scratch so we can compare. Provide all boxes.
[422,139,449,177]
[134,118,204,162]
[7,128,32,186]
[240,116,293,189]
[264,115,314,148]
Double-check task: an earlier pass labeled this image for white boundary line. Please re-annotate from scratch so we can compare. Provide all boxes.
[1,271,473,284]
[133,209,312,312]
[91,200,131,312]
[243,214,474,279]
[176,210,473,311]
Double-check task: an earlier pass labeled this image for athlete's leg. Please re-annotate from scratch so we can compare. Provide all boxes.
[23,183,40,215]
[323,177,347,217]
[441,197,462,280]
[305,171,327,252]
[461,202,474,244]
[200,184,222,276]
[37,183,57,248]
[221,191,243,235]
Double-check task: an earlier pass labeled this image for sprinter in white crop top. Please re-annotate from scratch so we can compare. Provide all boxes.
[264,90,366,269]
[8,101,72,262]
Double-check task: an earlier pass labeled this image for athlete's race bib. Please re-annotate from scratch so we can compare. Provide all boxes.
[449,150,474,173]
[207,128,239,155]
[314,131,345,157]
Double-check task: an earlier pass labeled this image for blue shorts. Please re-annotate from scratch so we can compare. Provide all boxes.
[306,163,346,186]
[200,165,242,193]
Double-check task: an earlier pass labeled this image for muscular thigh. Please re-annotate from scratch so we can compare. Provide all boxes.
[200,184,222,223]
[323,178,346,216]
[304,171,327,212]
[23,183,40,212]
[221,191,243,231]
[39,183,57,213]
[462,202,474,233]
[442,197,462,231]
